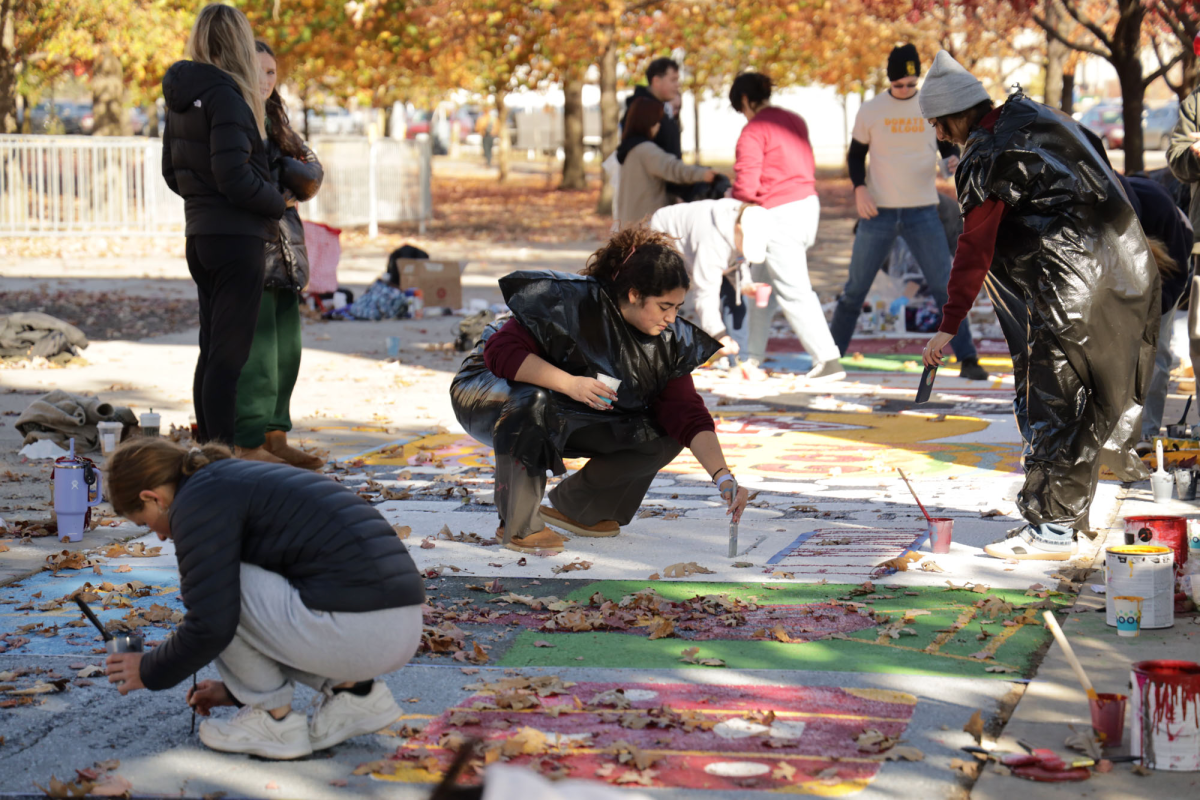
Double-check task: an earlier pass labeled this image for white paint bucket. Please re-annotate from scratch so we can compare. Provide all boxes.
[1131,660,1200,771]
[1105,546,1174,630]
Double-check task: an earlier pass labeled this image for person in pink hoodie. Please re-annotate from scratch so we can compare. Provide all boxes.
[729,71,843,383]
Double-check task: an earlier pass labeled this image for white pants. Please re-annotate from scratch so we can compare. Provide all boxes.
[746,195,840,364]
[214,564,422,709]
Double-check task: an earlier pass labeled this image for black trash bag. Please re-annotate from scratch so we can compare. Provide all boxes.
[450,270,720,475]
[675,173,732,204]
[957,91,1159,530]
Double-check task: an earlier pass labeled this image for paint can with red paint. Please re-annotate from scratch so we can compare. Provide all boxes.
[1122,516,1188,567]
[1131,660,1200,771]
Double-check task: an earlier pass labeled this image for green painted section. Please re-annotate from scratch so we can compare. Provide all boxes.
[494,581,1068,678]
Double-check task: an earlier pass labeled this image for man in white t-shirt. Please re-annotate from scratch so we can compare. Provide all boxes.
[829,44,987,380]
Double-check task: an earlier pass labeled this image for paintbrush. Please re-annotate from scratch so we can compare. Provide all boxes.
[73,595,113,642]
[896,468,933,524]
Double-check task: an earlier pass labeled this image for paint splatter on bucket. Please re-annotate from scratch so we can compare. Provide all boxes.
[1105,546,1175,630]
[1131,660,1200,771]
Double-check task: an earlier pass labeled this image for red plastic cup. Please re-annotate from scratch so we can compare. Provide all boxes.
[1089,692,1126,748]
[928,517,953,554]
[755,283,773,308]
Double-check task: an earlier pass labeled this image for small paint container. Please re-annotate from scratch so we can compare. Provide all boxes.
[926,517,953,554]
[1089,692,1127,749]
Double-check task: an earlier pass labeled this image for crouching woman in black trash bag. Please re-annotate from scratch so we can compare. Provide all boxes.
[918,50,1159,561]
[451,226,751,553]
[102,438,424,760]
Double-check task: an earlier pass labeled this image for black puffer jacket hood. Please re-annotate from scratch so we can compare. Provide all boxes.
[161,60,285,239]
[139,458,425,691]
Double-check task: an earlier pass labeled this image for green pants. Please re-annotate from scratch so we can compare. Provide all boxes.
[234,288,302,448]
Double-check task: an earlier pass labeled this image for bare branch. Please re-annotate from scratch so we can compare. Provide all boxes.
[1032,13,1111,59]
[1054,0,1116,49]
[1143,50,1184,87]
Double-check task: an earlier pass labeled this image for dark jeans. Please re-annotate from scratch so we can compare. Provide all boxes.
[495,424,683,541]
[186,235,266,445]
[234,288,302,448]
[829,205,977,360]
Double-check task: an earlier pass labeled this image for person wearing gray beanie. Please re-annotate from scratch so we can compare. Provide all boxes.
[921,81,1159,561]
[919,50,991,120]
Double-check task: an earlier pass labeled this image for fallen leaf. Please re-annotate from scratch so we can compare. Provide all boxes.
[877,746,925,762]
[420,538,436,549]
[90,775,133,797]
[963,710,985,744]
[1132,763,1152,776]
[662,562,716,578]
[533,640,556,648]
[919,561,946,573]
[876,551,921,572]
[1094,759,1113,774]
[328,779,349,787]
[949,757,981,779]
[393,525,411,540]
[855,729,900,753]
[985,665,1016,674]
[551,559,592,574]
[772,762,797,781]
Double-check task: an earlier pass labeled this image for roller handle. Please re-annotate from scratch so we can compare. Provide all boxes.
[74,595,113,642]
[1042,611,1096,701]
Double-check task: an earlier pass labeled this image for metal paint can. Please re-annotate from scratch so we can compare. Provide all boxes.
[1122,516,1188,567]
[1131,660,1200,771]
[1105,545,1175,629]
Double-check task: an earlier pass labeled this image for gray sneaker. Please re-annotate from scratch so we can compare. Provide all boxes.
[805,359,846,382]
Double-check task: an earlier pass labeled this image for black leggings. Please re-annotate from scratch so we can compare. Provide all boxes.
[186,235,266,445]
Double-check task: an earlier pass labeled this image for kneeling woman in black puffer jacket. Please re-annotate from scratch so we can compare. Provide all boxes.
[451,226,750,553]
[103,439,424,761]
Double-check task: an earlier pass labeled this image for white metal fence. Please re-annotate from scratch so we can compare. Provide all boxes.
[0,134,432,236]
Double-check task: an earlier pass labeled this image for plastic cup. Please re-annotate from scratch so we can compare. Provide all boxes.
[1113,595,1143,637]
[596,373,621,393]
[386,336,402,358]
[755,283,773,309]
[927,517,954,554]
[97,421,123,455]
[1089,692,1127,748]
[1151,471,1174,503]
[139,412,160,438]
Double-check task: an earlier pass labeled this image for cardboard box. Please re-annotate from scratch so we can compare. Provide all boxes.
[394,259,465,310]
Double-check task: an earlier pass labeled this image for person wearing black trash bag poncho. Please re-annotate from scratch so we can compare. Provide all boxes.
[451,227,751,553]
[919,50,1159,561]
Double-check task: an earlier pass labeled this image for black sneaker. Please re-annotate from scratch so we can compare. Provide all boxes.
[958,358,989,381]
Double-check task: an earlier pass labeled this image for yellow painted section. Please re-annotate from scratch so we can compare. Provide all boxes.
[842,688,918,706]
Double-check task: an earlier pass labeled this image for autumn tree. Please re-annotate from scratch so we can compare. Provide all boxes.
[1148,0,1200,100]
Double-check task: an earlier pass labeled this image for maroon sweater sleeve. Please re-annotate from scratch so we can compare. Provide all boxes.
[652,373,715,446]
[483,318,542,380]
[938,197,1007,334]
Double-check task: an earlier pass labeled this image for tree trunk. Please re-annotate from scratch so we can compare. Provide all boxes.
[147,100,159,138]
[596,40,618,215]
[561,65,586,190]
[693,87,702,164]
[0,1,16,134]
[92,46,128,136]
[302,97,311,140]
[1061,71,1075,115]
[1043,9,1065,108]
[496,90,510,183]
[1116,57,1146,174]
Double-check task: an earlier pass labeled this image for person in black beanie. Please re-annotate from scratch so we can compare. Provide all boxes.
[831,44,987,380]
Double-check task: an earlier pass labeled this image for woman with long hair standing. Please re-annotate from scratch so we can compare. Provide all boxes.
[162,4,286,446]
[615,97,715,229]
[230,41,324,468]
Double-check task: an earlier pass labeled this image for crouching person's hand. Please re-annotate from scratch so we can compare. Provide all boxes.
[106,652,146,695]
[187,680,237,717]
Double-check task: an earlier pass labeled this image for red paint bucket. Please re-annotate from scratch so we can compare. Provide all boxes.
[1090,692,1127,748]
[1131,660,1200,771]
[927,518,953,554]
[1123,516,1188,567]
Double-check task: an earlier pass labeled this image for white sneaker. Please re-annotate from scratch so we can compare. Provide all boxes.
[983,523,1077,561]
[805,359,846,382]
[310,681,403,751]
[198,706,313,760]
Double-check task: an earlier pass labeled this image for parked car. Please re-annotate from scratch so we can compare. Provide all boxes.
[29,101,93,135]
[1079,104,1124,150]
[1144,101,1180,151]
[405,110,432,138]
[305,106,360,136]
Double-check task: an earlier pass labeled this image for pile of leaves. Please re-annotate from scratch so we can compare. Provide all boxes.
[0,289,199,341]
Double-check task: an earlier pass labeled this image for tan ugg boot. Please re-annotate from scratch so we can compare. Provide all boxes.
[235,445,286,463]
[264,430,325,471]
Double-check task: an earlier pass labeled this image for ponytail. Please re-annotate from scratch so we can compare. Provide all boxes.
[106,438,232,516]
[581,224,690,306]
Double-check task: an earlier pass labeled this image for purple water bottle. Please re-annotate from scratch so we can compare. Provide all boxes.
[53,438,103,543]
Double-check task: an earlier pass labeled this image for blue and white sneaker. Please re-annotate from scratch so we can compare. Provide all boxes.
[983,523,1077,561]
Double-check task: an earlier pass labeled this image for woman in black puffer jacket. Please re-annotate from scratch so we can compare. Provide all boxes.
[231,41,324,469]
[162,4,286,447]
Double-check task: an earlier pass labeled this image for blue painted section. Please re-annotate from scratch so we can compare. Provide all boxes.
[1,566,183,656]
[765,530,820,565]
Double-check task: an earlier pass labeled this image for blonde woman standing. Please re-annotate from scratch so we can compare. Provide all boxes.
[162,4,285,447]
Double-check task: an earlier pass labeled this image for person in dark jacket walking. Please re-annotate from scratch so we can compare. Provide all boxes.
[103,438,425,760]
[622,57,686,199]
[231,41,324,469]
[162,4,286,447]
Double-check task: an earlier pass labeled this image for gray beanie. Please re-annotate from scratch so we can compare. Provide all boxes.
[919,50,991,119]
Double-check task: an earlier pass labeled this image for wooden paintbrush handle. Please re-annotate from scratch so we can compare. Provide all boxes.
[1043,611,1096,699]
